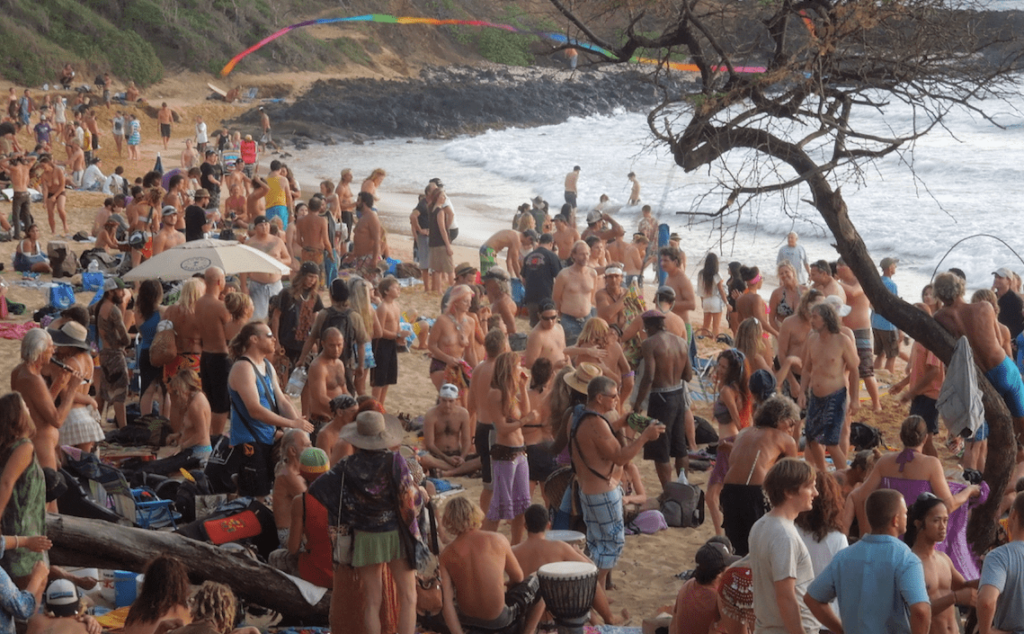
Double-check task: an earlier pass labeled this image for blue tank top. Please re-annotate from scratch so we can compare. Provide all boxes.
[138,311,161,350]
[228,358,278,446]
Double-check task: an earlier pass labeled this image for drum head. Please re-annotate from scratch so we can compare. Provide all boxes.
[538,561,598,579]
[545,530,585,543]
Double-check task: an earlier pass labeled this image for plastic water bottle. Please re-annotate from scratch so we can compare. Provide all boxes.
[88,260,99,274]
[285,365,307,398]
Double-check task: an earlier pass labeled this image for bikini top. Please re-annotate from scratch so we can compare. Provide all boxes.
[777,289,796,318]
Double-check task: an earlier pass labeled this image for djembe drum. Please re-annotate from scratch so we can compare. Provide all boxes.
[537,561,598,634]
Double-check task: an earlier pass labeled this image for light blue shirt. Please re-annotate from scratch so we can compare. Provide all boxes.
[0,539,37,634]
[777,244,809,285]
[979,540,1024,633]
[870,276,899,331]
[806,533,929,634]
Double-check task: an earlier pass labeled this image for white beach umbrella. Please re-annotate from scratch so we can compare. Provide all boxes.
[123,239,290,281]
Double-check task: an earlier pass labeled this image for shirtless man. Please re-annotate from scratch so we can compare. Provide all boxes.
[301,328,348,436]
[524,299,573,371]
[633,311,693,487]
[933,271,1024,457]
[334,168,357,236]
[180,138,198,169]
[621,286,687,341]
[627,172,641,206]
[350,191,382,279]
[909,499,977,634]
[776,289,824,396]
[551,211,579,261]
[553,241,598,346]
[575,375,665,589]
[0,153,29,235]
[151,207,185,256]
[427,284,477,394]
[246,177,270,221]
[596,266,628,329]
[581,211,625,243]
[224,160,250,197]
[564,165,581,209]
[316,394,358,466]
[660,247,697,334]
[605,233,629,268]
[423,383,477,476]
[223,184,247,227]
[468,329,509,513]
[68,141,86,188]
[513,504,625,626]
[11,330,81,476]
[585,235,609,274]
[482,267,518,335]
[438,497,543,634]
[243,215,290,320]
[157,103,173,150]
[810,260,846,301]
[38,155,70,236]
[479,229,534,278]
[361,168,386,202]
[296,196,331,285]
[623,234,650,287]
[95,213,127,254]
[799,303,859,474]
[194,267,233,438]
[836,257,882,412]
[259,107,273,150]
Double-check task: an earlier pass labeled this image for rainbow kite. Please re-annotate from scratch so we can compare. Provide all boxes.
[220,14,768,76]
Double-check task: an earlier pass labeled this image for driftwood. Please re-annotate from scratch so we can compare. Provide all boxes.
[46,514,330,622]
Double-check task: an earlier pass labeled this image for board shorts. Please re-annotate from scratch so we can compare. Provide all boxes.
[873,328,899,358]
[580,487,624,570]
[456,576,539,632]
[200,351,233,415]
[720,483,770,557]
[805,386,847,447]
[160,123,171,137]
[99,349,129,405]
[248,279,283,321]
[479,244,497,276]
[526,441,558,483]
[371,338,398,386]
[967,421,990,442]
[266,204,288,230]
[910,395,940,435]
[853,328,874,378]
[985,355,1024,418]
[416,235,430,269]
[351,253,379,279]
[643,384,690,463]
[475,422,495,488]
[487,447,530,521]
[164,352,201,386]
[564,191,577,208]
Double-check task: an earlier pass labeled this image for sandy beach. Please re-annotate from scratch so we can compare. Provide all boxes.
[0,75,956,623]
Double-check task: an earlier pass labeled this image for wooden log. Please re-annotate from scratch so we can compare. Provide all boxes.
[46,513,330,622]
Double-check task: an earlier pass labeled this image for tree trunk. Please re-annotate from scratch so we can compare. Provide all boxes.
[809,179,1014,554]
[46,514,330,622]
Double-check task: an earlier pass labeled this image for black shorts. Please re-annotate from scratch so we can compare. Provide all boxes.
[564,191,577,208]
[160,123,171,138]
[475,422,495,486]
[342,211,354,228]
[910,395,940,435]
[371,338,398,386]
[138,348,161,397]
[200,351,233,414]
[873,329,899,358]
[526,442,558,483]
[643,386,689,463]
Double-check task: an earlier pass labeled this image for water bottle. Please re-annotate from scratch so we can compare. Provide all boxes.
[88,260,99,273]
[285,365,307,398]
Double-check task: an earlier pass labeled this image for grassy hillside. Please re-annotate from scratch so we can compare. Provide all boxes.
[0,0,567,88]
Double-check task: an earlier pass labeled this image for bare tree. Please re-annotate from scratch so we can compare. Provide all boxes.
[550,0,1024,553]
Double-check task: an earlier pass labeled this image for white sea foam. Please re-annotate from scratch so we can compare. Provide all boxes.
[289,76,1024,298]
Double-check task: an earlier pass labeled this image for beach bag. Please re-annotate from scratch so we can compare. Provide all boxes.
[850,422,882,450]
[149,321,177,367]
[48,241,80,278]
[659,482,705,528]
[82,271,104,292]
[625,509,669,535]
[48,282,76,310]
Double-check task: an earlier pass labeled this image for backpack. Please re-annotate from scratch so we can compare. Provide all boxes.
[659,481,705,528]
[850,422,882,451]
[322,306,358,366]
[48,241,81,278]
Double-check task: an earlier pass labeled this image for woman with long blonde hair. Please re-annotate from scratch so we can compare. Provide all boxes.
[161,278,206,417]
[350,277,381,395]
[769,261,802,333]
[735,317,772,374]
[566,317,632,408]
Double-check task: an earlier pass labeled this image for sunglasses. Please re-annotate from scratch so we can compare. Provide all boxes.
[541,315,558,321]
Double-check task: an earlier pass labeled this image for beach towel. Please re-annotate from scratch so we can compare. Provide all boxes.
[0,322,37,340]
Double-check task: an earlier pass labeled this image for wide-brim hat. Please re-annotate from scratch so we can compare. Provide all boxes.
[563,362,603,394]
[48,321,90,350]
[824,295,852,317]
[338,411,404,450]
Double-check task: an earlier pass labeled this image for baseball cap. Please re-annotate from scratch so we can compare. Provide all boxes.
[586,210,602,224]
[993,267,1014,279]
[161,205,177,217]
[532,195,544,205]
[204,149,216,155]
[641,309,666,321]
[523,229,539,242]
[194,188,210,200]
[669,232,682,241]
[604,266,624,277]
[299,261,320,277]
[45,579,80,617]
[824,295,852,317]
[656,285,676,300]
[439,384,459,400]
[695,540,740,574]
[252,215,268,225]
[454,262,478,278]
[103,277,126,292]
[106,213,128,230]
[749,369,777,402]
[880,257,900,270]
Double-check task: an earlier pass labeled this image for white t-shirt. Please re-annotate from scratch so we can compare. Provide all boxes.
[749,513,817,634]
[81,165,105,190]
[103,173,125,196]
[797,527,848,624]
[442,198,458,230]
[195,122,208,143]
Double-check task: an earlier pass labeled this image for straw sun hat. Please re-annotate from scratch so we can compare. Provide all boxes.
[338,411,404,450]
[563,362,603,394]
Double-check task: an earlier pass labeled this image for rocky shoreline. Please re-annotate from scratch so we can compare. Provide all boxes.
[231,65,692,146]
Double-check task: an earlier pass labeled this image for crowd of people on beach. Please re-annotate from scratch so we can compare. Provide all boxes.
[4,70,1024,634]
